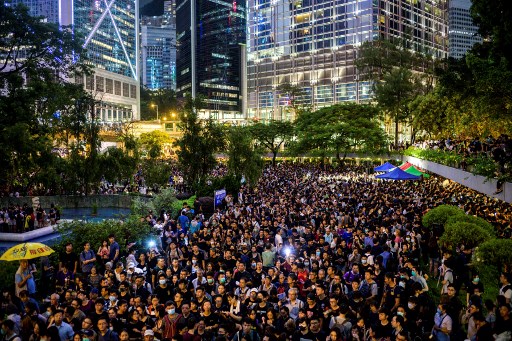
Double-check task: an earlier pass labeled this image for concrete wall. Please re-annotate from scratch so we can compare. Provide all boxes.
[0,195,136,209]
[404,156,512,204]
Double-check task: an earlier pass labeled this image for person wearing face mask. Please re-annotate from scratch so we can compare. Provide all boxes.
[1,319,21,341]
[431,304,452,341]
[204,271,216,294]
[466,273,484,306]
[106,289,119,310]
[162,301,181,341]
[154,273,173,303]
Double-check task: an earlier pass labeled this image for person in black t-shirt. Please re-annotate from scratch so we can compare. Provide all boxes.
[60,243,79,275]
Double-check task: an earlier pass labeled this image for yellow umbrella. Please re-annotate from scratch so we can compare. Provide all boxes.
[0,242,55,261]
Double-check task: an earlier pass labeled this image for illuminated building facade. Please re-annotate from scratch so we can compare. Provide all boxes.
[6,0,140,121]
[141,1,177,90]
[176,0,247,120]
[247,0,448,121]
[448,0,481,59]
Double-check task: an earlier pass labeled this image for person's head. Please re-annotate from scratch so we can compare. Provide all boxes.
[378,308,389,322]
[82,317,94,330]
[108,308,117,319]
[129,308,139,321]
[391,315,404,329]
[65,242,73,252]
[438,304,448,315]
[97,317,109,333]
[1,320,16,335]
[384,272,395,286]
[328,328,341,340]
[309,317,321,331]
[202,300,211,312]
[500,272,511,284]
[447,284,457,297]
[108,234,115,243]
[119,330,130,341]
[144,329,155,341]
[242,318,253,333]
[19,259,28,270]
[498,304,510,318]
[472,311,486,328]
[54,309,64,325]
[165,301,176,315]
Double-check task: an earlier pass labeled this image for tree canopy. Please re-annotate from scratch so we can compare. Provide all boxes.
[249,120,294,165]
[293,103,388,161]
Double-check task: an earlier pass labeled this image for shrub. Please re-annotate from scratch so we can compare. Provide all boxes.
[53,216,157,258]
[131,188,178,218]
[474,239,512,271]
[440,221,493,249]
[422,205,465,229]
[445,213,495,236]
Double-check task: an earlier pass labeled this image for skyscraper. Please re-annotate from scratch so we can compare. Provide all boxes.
[141,1,177,90]
[448,0,481,59]
[176,0,247,120]
[246,0,448,121]
[6,0,140,122]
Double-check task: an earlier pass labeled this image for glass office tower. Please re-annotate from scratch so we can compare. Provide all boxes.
[6,0,140,121]
[246,0,448,121]
[448,0,481,59]
[176,0,247,120]
[141,2,177,90]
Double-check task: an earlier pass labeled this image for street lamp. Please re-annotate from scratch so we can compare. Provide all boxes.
[171,112,176,120]
[151,104,159,121]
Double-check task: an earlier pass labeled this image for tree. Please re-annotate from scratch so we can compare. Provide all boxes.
[470,0,512,66]
[139,130,173,159]
[100,147,138,184]
[356,39,435,145]
[440,222,493,250]
[421,205,465,229]
[475,239,512,273]
[293,103,388,161]
[409,92,450,139]
[0,3,92,193]
[226,125,263,185]
[176,96,226,184]
[249,120,294,165]
[445,213,495,236]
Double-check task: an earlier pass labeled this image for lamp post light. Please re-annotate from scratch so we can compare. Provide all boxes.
[151,104,159,121]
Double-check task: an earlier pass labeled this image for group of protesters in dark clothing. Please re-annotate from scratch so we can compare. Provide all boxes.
[1,163,511,341]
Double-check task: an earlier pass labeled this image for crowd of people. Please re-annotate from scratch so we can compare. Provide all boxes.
[1,163,511,341]
[412,135,512,179]
[0,204,60,233]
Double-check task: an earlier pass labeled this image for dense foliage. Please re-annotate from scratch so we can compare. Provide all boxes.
[439,221,493,249]
[293,103,388,161]
[421,205,465,229]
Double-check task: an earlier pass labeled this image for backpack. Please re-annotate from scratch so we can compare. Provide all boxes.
[359,281,370,298]
[330,316,352,340]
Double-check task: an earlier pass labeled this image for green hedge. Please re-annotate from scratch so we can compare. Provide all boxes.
[475,239,512,270]
[422,205,465,228]
[440,221,493,249]
[404,147,498,178]
[445,213,495,235]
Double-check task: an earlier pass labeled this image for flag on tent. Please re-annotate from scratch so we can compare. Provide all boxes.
[399,162,413,170]
[376,167,421,180]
